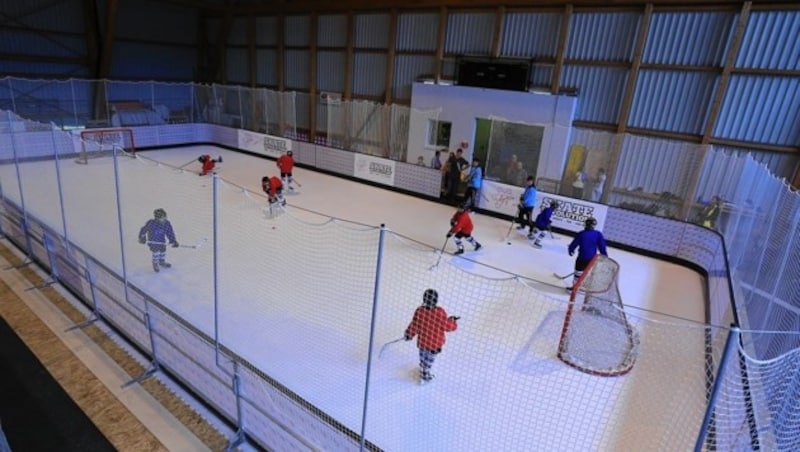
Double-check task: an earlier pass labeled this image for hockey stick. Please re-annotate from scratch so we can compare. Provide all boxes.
[291,178,302,188]
[553,271,576,280]
[378,337,406,359]
[428,237,449,270]
[502,217,516,244]
[180,238,208,249]
[177,158,198,169]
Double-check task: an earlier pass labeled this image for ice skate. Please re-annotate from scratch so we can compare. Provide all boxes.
[454,248,465,256]
[516,225,526,230]
[158,260,172,268]
[474,243,482,251]
[419,371,434,384]
[532,240,542,248]
[152,262,160,272]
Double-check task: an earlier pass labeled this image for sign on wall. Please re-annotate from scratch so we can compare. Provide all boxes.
[354,154,396,187]
[238,130,292,158]
[480,179,608,233]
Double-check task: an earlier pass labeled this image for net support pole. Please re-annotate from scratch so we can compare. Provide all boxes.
[694,326,740,452]
[6,111,34,268]
[360,224,386,451]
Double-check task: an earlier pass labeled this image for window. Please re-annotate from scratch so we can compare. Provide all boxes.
[427,120,451,149]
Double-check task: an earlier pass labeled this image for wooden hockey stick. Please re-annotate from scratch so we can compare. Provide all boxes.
[177,158,197,169]
[553,271,576,280]
[179,238,208,249]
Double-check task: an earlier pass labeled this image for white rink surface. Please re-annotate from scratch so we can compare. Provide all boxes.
[0,145,710,451]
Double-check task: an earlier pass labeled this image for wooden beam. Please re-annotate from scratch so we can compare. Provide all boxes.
[550,4,571,94]
[310,12,318,143]
[491,6,505,58]
[248,15,256,87]
[344,11,354,100]
[0,53,86,65]
[97,0,118,79]
[384,9,398,104]
[434,6,447,82]
[604,4,652,205]
[702,2,751,145]
[278,15,285,91]
[82,0,100,77]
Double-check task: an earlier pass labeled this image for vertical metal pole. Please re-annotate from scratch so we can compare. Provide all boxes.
[70,79,78,127]
[213,174,223,366]
[359,224,386,451]
[8,78,17,113]
[694,327,740,452]
[227,361,246,451]
[51,127,70,246]
[8,111,33,259]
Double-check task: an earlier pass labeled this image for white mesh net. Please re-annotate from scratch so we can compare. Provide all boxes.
[76,128,135,164]
[558,255,639,376]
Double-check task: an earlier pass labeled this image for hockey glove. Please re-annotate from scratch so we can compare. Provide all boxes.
[172,241,179,248]
[404,333,412,341]
[446,232,453,238]
[449,316,460,321]
[138,237,146,244]
[569,251,574,256]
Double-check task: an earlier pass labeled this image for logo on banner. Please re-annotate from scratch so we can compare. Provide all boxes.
[263,136,289,153]
[543,196,602,230]
[485,186,516,209]
[354,154,395,186]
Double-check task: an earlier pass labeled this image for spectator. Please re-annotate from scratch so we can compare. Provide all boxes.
[590,168,607,202]
[430,150,443,170]
[571,170,587,199]
[697,195,723,229]
[508,161,528,186]
[416,155,426,166]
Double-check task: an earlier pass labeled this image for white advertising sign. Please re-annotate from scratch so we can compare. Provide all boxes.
[354,154,396,187]
[480,180,608,233]
[238,130,292,158]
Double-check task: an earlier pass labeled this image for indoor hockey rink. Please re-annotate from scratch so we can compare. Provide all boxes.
[0,145,713,451]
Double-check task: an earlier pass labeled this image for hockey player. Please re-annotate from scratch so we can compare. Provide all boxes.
[404,289,459,383]
[138,208,179,272]
[198,154,222,176]
[567,217,608,289]
[515,176,537,235]
[531,200,559,246]
[447,204,482,255]
[276,150,296,191]
[463,157,483,209]
[262,176,285,206]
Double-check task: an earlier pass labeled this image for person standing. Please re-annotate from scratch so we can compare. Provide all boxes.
[448,204,482,255]
[446,149,469,205]
[138,208,179,273]
[464,157,483,208]
[430,150,442,170]
[698,195,723,229]
[590,168,606,202]
[515,176,537,235]
[531,200,559,245]
[567,217,607,289]
[571,170,586,199]
[276,150,296,191]
[404,289,459,383]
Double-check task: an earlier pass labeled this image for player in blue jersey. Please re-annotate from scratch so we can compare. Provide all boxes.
[531,200,558,245]
[567,217,607,289]
[138,208,179,273]
[515,176,537,235]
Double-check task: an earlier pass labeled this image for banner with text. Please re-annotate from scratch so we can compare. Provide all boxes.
[354,154,396,187]
[238,130,292,158]
[480,180,608,232]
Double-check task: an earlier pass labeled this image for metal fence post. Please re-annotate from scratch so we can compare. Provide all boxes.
[695,326,740,452]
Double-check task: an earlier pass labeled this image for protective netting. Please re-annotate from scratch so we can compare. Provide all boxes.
[558,255,638,376]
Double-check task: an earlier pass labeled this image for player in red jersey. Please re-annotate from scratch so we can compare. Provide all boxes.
[262,176,285,206]
[447,204,482,255]
[276,150,296,191]
[197,154,222,176]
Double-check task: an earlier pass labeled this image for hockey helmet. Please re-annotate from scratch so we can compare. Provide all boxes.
[584,217,597,229]
[154,208,167,219]
[550,200,559,209]
[287,150,293,156]
[423,289,438,307]
[262,176,269,183]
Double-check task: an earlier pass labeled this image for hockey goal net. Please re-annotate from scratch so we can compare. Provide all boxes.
[557,255,639,376]
[76,128,135,164]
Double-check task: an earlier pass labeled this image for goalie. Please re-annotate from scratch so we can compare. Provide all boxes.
[198,154,223,176]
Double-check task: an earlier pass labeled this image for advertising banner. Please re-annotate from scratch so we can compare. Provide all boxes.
[238,130,292,158]
[480,179,608,232]
[354,153,396,187]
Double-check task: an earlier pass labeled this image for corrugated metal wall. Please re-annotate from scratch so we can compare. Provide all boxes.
[566,12,640,61]
[284,50,309,90]
[501,12,561,59]
[393,55,436,99]
[354,13,389,49]
[445,11,495,55]
[629,70,717,134]
[737,10,800,70]
[318,14,347,48]
[561,66,627,124]
[396,12,439,52]
[643,11,734,66]
[285,15,310,47]
[317,51,346,93]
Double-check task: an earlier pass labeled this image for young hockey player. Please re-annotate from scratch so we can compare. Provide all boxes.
[567,217,608,289]
[198,154,222,176]
[262,176,286,206]
[138,208,179,272]
[515,176,538,234]
[404,289,459,383]
[531,200,559,246]
[276,150,296,191]
[447,204,482,255]
[463,157,483,208]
